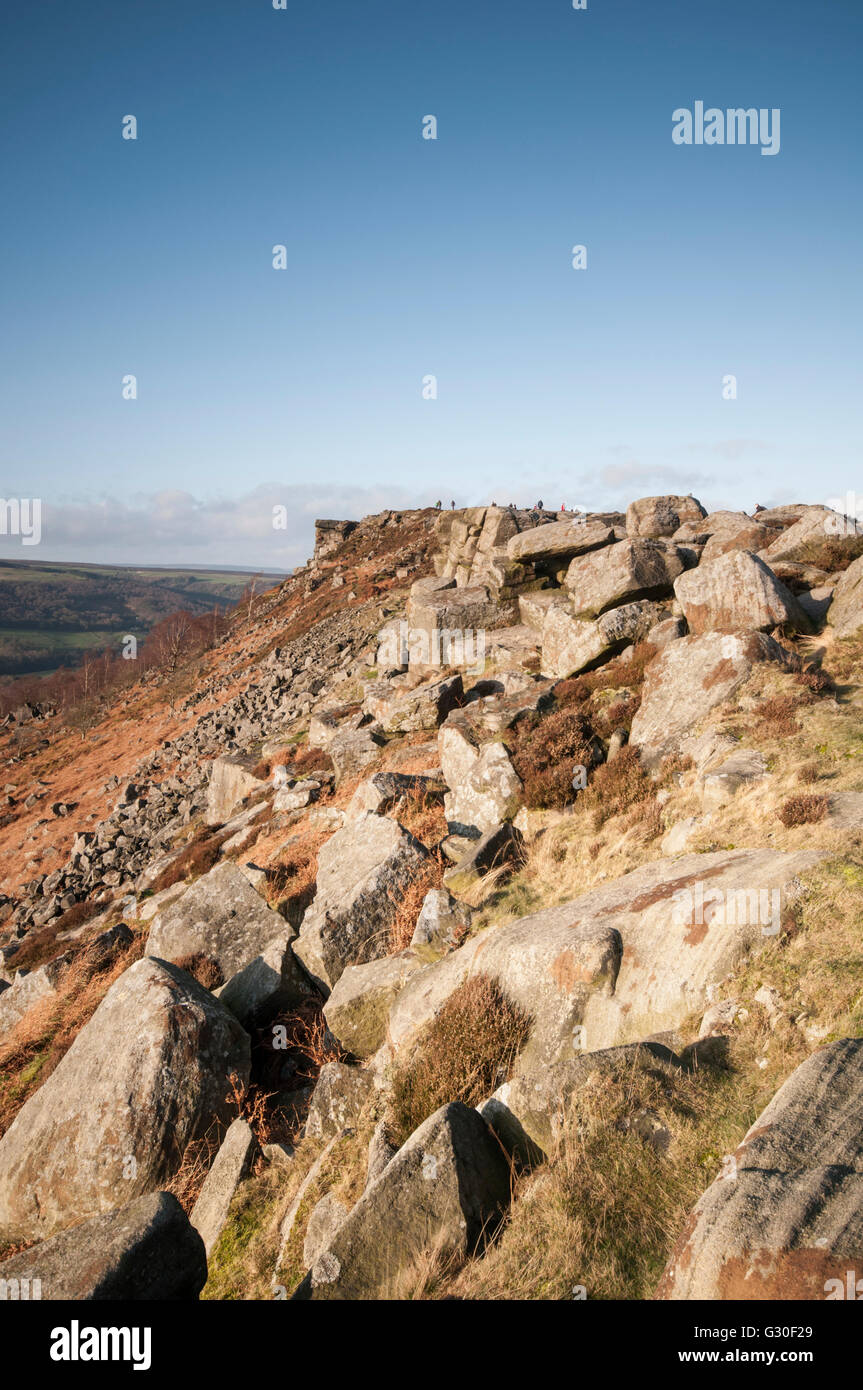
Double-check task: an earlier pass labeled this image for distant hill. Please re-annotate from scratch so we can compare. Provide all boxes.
[0,559,288,676]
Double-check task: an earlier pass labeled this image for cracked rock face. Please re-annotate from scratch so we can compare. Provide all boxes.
[0,957,250,1243]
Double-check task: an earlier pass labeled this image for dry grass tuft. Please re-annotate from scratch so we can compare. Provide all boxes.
[387,855,446,953]
[387,974,530,1144]
[509,707,598,811]
[0,931,144,1138]
[777,793,830,827]
[173,952,224,990]
[798,761,822,785]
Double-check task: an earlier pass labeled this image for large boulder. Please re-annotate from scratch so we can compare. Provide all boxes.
[0,958,250,1242]
[629,631,795,765]
[293,1102,511,1299]
[827,553,863,637]
[204,756,268,826]
[762,505,863,564]
[292,813,430,992]
[658,1039,863,1299]
[673,550,812,635]
[0,1192,207,1300]
[566,539,684,619]
[541,598,666,678]
[506,519,616,565]
[145,860,291,983]
[388,848,821,1066]
[439,722,523,836]
[406,582,518,650]
[626,495,707,539]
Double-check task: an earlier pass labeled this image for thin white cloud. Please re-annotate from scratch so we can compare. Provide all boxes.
[0,484,439,568]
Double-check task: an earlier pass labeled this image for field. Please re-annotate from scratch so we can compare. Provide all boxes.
[0,559,288,676]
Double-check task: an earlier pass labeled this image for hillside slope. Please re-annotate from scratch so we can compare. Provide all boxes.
[1,498,863,1302]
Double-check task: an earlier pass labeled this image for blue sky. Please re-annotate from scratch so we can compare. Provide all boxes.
[1,0,861,566]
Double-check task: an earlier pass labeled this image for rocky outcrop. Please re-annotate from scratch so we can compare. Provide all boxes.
[0,958,250,1242]
[145,860,290,983]
[761,505,862,564]
[827,553,863,637]
[626,495,707,538]
[362,672,463,732]
[388,848,820,1066]
[541,597,666,678]
[566,539,685,618]
[439,721,523,836]
[506,519,616,565]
